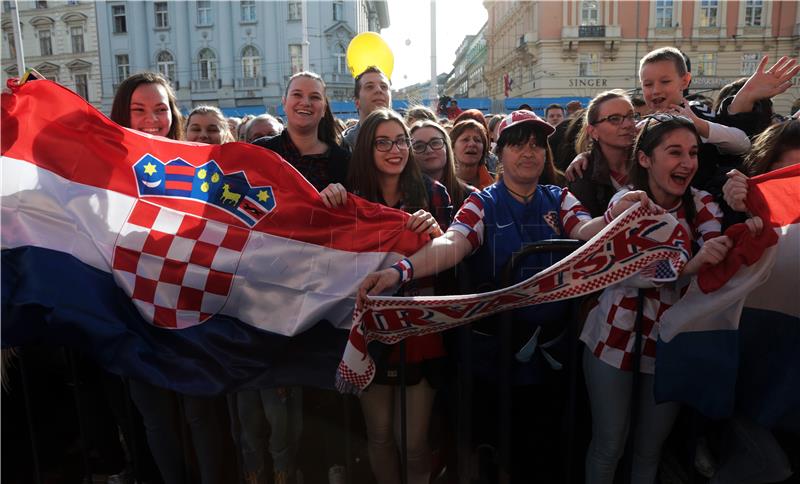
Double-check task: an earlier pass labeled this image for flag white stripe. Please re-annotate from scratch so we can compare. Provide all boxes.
[2,156,402,335]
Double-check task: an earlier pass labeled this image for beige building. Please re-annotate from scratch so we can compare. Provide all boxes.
[2,0,102,108]
[483,0,800,114]
[445,22,488,99]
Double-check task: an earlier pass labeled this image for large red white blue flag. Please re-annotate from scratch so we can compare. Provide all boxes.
[1,79,427,394]
[657,164,800,430]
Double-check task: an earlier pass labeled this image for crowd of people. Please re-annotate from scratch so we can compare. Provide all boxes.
[4,46,800,484]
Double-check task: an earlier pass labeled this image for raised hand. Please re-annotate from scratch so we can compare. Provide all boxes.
[729,56,800,113]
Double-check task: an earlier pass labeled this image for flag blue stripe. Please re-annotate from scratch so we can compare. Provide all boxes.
[1,246,349,396]
[656,309,800,431]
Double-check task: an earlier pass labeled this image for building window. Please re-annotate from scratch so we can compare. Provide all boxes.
[580,0,599,26]
[71,26,84,53]
[240,0,256,22]
[112,5,126,33]
[288,1,302,20]
[154,2,169,28]
[156,50,175,81]
[745,0,763,26]
[38,29,52,56]
[5,31,15,58]
[74,73,88,100]
[579,53,600,76]
[3,2,11,13]
[333,1,343,21]
[699,0,718,27]
[655,0,673,28]
[335,43,346,74]
[695,53,716,76]
[741,53,762,75]
[35,0,47,8]
[115,54,129,82]
[198,48,217,80]
[289,44,303,74]
[67,0,79,5]
[241,45,260,78]
[197,0,211,25]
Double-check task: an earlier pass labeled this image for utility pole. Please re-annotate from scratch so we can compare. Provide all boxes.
[301,0,310,72]
[428,0,437,109]
[11,0,26,76]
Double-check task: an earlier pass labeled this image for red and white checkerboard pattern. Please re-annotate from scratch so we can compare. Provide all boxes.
[112,200,250,328]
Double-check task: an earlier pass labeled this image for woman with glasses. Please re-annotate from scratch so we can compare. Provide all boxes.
[347,108,451,484]
[410,120,475,213]
[357,110,655,481]
[567,90,638,217]
[580,114,733,484]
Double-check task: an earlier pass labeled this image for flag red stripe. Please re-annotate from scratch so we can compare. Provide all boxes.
[165,180,194,191]
[165,165,196,176]
[1,79,426,256]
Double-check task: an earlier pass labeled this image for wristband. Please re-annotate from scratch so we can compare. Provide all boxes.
[390,258,414,283]
[603,207,615,224]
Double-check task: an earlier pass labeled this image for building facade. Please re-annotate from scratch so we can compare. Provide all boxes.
[94,0,389,115]
[445,22,487,99]
[2,0,102,108]
[483,0,800,114]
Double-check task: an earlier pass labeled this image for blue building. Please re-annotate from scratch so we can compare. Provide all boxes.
[95,0,389,116]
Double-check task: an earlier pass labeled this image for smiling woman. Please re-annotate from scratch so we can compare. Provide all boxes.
[110,72,183,140]
[252,71,350,193]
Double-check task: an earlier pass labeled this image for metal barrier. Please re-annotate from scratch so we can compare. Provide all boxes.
[2,238,667,484]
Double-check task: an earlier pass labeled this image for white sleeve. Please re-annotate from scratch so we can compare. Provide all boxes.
[700,121,751,155]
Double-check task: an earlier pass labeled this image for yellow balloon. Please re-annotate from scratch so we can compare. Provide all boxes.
[346,32,394,80]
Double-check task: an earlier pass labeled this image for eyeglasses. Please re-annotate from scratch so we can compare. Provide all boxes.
[411,137,445,154]
[593,113,638,126]
[374,137,412,152]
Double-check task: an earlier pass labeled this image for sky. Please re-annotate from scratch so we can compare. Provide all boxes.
[381,0,488,90]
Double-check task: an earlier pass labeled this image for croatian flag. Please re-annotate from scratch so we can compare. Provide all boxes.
[657,164,800,430]
[1,79,427,395]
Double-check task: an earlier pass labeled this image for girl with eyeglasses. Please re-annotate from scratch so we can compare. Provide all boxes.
[347,108,452,484]
[568,90,638,217]
[410,120,475,213]
[357,110,657,481]
[580,115,734,484]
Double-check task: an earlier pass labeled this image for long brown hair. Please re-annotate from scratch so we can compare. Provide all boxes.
[284,71,341,146]
[347,109,429,212]
[110,72,184,140]
[410,120,468,210]
[742,119,800,176]
[629,115,700,223]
